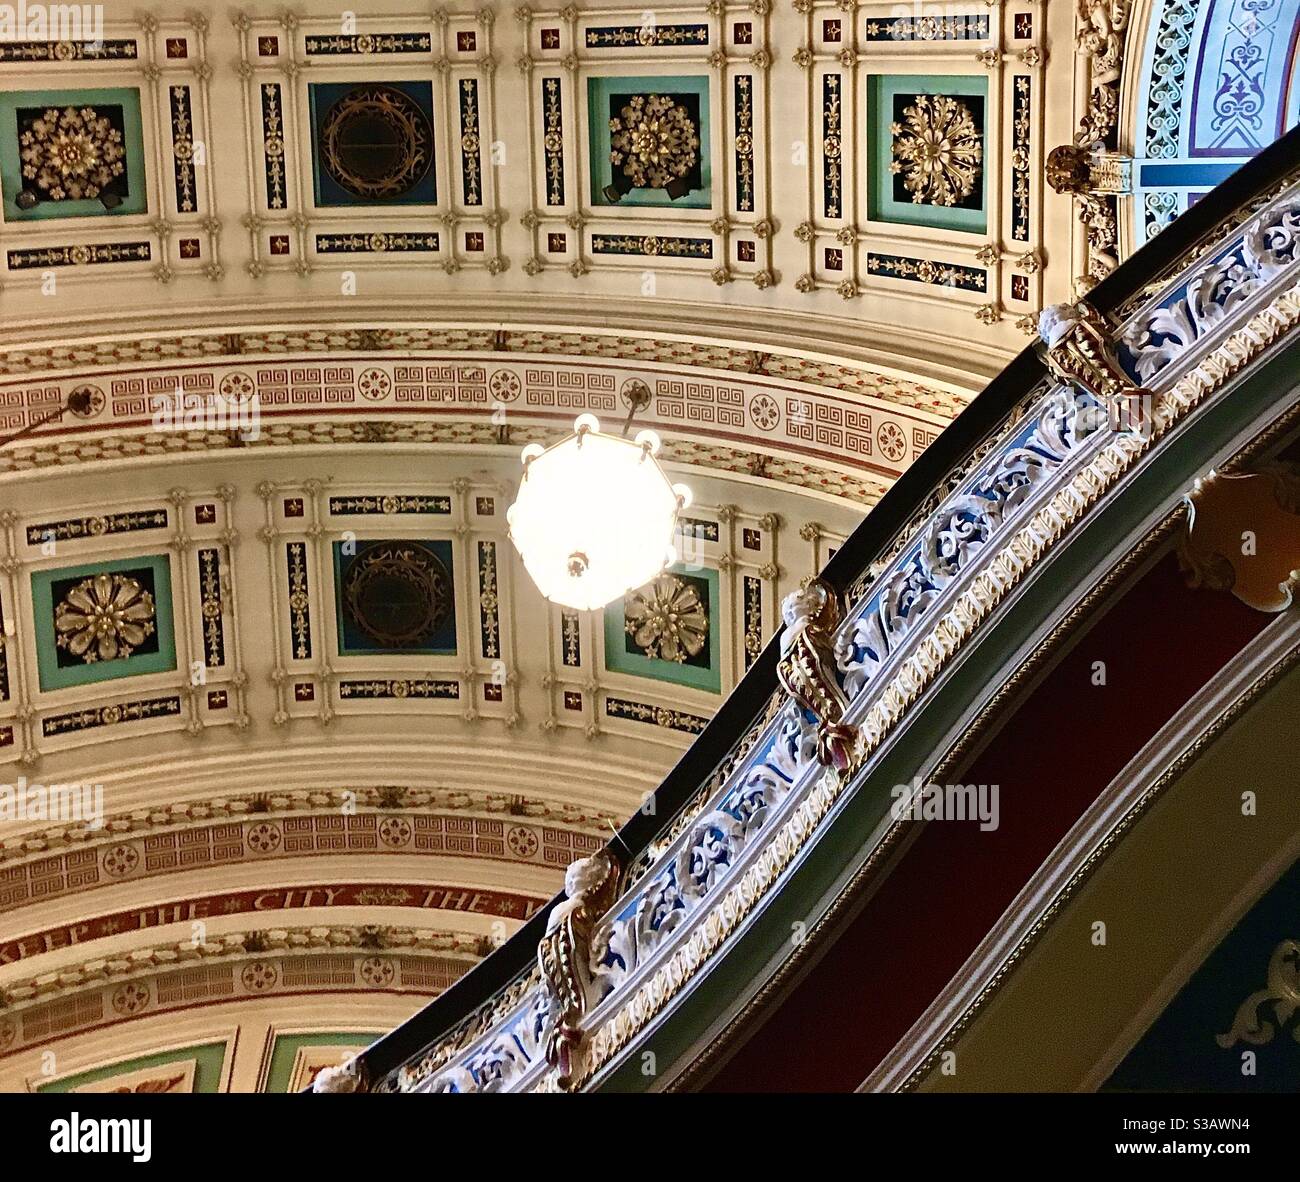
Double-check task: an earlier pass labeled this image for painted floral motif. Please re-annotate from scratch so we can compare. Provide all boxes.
[889,94,982,207]
[624,575,708,663]
[54,573,156,664]
[609,94,699,190]
[20,105,125,201]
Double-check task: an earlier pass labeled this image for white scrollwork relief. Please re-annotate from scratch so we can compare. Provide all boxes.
[590,701,817,997]
[1123,196,1300,382]
[835,386,1104,699]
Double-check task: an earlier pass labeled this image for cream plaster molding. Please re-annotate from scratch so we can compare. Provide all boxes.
[0,924,486,1064]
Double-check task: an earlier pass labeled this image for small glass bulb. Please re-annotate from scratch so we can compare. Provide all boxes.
[520,443,544,465]
[574,413,601,435]
[634,429,662,456]
[672,483,693,509]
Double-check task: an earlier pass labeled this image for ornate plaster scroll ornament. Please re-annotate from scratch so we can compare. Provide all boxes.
[312,1057,368,1093]
[1037,301,1151,431]
[1178,465,1300,613]
[1075,0,1130,87]
[1216,938,1300,1048]
[777,578,857,771]
[1048,0,1133,283]
[537,850,620,1089]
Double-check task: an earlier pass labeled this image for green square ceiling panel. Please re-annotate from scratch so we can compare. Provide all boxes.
[30,553,176,692]
[588,74,712,209]
[868,74,988,234]
[0,87,147,221]
[603,565,721,693]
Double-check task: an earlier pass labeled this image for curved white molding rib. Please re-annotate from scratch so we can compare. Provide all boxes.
[373,175,1300,1093]
[859,610,1300,1093]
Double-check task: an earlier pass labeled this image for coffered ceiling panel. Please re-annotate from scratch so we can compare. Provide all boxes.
[0,0,1085,393]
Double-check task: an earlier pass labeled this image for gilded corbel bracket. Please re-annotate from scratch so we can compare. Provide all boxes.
[1038,300,1152,431]
[537,850,620,1090]
[777,578,856,771]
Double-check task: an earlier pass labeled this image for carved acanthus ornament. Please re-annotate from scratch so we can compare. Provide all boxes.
[1047,0,1135,284]
[777,579,856,770]
[537,850,620,1088]
[889,94,983,208]
[1217,938,1300,1048]
[311,1058,369,1093]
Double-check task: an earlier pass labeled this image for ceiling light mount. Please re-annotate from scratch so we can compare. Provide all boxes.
[507,409,691,611]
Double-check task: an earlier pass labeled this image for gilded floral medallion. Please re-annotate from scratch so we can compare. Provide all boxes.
[54,572,156,664]
[624,574,709,664]
[889,94,983,207]
[609,94,700,192]
[19,104,126,202]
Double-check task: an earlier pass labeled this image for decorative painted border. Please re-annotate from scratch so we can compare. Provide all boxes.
[866,253,987,292]
[561,611,582,667]
[24,509,167,547]
[0,926,485,1057]
[0,39,137,62]
[260,82,287,211]
[0,326,960,419]
[197,547,225,668]
[591,234,712,259]
[0,810,606,915]
[459,78,484,207]
[604,695,709,735]
[542,77,565,206]
[478,541,500,661]
[1011,76,1031,243]
[7,243,151,271]
[41,695,182,739]
[0,586,8,703]
[304,33,433,55]
[169,84,198,214]
[680,517,720,542]
[286,542,312,660]
[735,75,755,214]
[585,24,709,48]
[822,73,842,219]
[861,16,989,41]
[338,679,461,701]
[0,784,616,864]
[743,574,762,669]
[316,233,441,255]
[328,495,451,516]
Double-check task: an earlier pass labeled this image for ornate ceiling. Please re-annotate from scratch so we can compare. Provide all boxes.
[0,0,1090,390]
[0,0,1281,1092]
